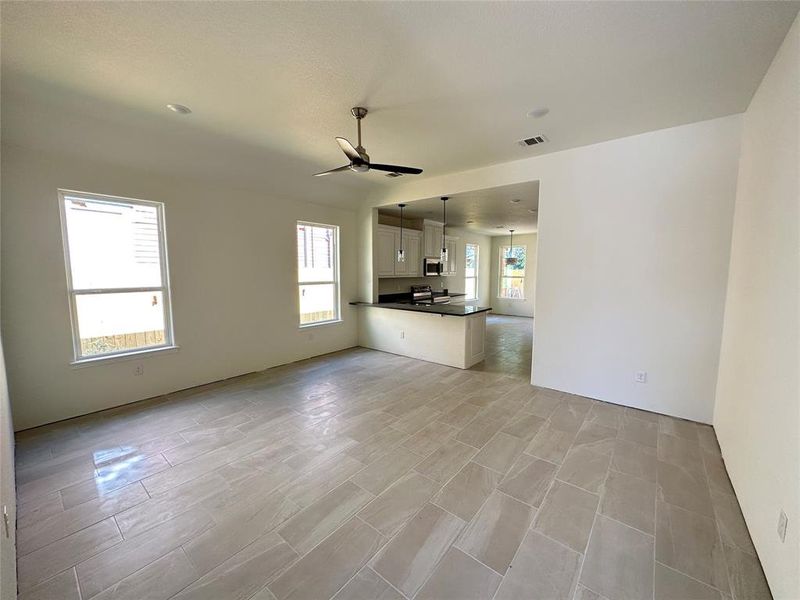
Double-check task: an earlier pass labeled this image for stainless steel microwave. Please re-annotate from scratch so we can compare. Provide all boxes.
[423,258,443,277]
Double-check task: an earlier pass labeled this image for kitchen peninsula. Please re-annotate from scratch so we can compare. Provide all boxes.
[352,293,491,369]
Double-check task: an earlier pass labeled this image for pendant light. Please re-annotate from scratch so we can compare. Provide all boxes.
[440,196,449,263]
[397,204,406,263]
[505,229,518,266]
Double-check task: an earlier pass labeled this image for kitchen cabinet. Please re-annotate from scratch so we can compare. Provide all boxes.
[376,226,398,277]
[443,236,458,276]
[423,220,444,257]
[376,225,422,278]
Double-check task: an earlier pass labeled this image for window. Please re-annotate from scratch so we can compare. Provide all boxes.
[498,245,526,299]
[297,221,340,326]
[464,243,479,300]
[59,190,174,361]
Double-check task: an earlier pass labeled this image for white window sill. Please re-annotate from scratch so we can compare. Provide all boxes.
[299,319,343,329]
[71,345,180,368]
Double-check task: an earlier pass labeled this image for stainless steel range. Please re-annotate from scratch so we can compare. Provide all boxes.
[410,285,450,305]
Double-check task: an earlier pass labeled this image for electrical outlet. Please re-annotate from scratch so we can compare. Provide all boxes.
[778,510,788,542]
[635,371,647,383]
[400,330,405,339]
[134,365,144,376]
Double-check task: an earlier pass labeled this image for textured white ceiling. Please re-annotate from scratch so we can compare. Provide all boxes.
[379,181,540,236]
[2,1,798,205]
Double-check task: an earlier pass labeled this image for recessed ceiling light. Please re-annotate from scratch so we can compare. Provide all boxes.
[167,104,192,114]
[527,107,549,119]
[510,199,521,204]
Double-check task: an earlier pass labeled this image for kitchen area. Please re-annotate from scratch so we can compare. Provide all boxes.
[354,199,492,369]
[354,182,539,375]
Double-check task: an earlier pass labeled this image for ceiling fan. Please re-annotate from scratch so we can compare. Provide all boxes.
[314,107,423,177]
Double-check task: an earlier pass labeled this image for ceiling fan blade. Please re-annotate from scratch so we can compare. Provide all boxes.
[369,164,423,175]
[336,137,362,162]
[313,165,351,177]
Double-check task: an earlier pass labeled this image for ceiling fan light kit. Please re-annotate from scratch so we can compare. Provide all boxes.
[314,107,423,178]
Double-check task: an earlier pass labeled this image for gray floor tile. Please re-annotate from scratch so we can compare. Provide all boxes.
[501,413,546,441]
[438,403,482,429]
[415,547,502,600]
[573,422,617,455]
[413,439,477,484]
[78,507,214,597]
[174,533,297,600]
[657,460,714,518]
[655,562,723,600]
[659,415,699,442]
[580,515,655,600]
[456,416,506,449]
[656,500,729,592]
[472,432,526,475]
[371,503,464,597]
[710,490,757,556]
[722,543,772,600]
[494,530,581,600]
[350,447,422,495]
[91,547,199,600]
[17,568,81,600]
[556,447,611,494]
[619,416,658,448]
[658,433,705,477]
[358,471,440,537]
[17,517,122,591]
[331,567,403,600]
[278,482,373,556]
[585,402,624,430]
[534,480,598,553]
[611,439,658,483]
[456,490,534,574]
[433,461,501,522]
[525,423,576,464]
[269,518,385,600]
[600,469,657,534]
[498,454,556,507]
[13,341,771,600]
[703,451,736,497]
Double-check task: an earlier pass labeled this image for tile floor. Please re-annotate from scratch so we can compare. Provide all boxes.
[470,315,533,379]
[13,347,771,600]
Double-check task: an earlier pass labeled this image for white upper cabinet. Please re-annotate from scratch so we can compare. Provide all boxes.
[423,221,444,258]
[444,236,458,276]
[376,225,422,278]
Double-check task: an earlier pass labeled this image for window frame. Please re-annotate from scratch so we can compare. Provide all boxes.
[296,220,341,328]
[58,189,176,364]
[464,243,479,301]
[498,244,527,300]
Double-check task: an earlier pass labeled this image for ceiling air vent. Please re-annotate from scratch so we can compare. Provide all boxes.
[518,135,548,147]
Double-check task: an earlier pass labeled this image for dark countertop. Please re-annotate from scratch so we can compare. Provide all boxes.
[350,301,491,317]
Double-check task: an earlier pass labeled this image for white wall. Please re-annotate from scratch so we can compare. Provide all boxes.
[489,233,537,317]
[376,227,492,305]
[714,14,799,599]
[1,144,359,430]
[370,115,742,423]
[0,160,17,600]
